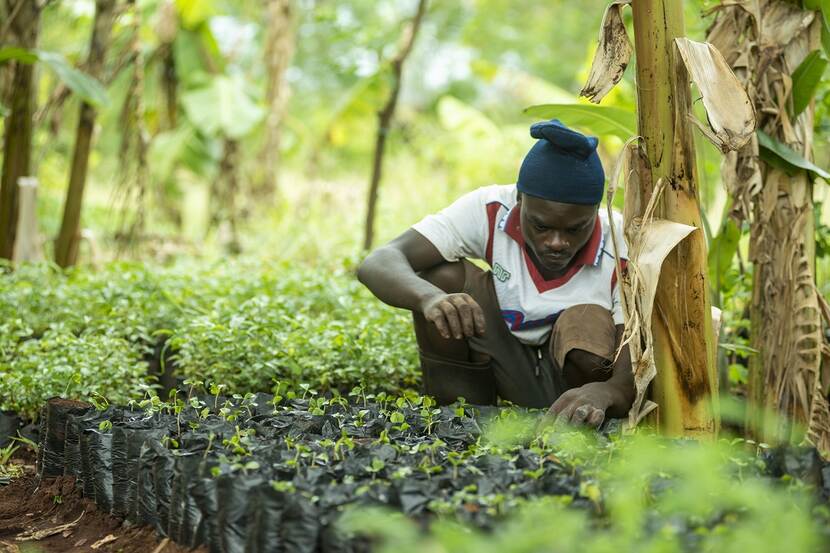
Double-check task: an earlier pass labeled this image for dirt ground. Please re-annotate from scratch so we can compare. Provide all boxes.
[0,457,204,553]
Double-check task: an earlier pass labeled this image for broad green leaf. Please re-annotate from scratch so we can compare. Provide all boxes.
[437,96,500,136]
[0,46,38,64]
[148,125,194,182]
[175,0,215,29]
[181,75,265,139]
[823,17,830,57]
[523,103,636,140]
[757,129,830,180]
[707,217,741,294]
[0,48,108,106]
[0,102,7,117]
[36,51,109,107]
[791,50,827,116]
[323,71,391,146]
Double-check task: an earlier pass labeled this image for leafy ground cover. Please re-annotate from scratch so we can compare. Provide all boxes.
[0,260,418,420]
[30,392,830,553]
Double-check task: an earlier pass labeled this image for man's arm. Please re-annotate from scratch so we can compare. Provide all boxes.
[357,229,486,340]
[545,324,635,427]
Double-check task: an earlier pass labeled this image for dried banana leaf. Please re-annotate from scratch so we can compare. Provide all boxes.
[581,0,632,103]
[674,37,756,152]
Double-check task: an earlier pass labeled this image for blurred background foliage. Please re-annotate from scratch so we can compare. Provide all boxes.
[6,0,779,259]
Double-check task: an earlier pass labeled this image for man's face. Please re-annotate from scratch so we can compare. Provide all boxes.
[518,193,598,274]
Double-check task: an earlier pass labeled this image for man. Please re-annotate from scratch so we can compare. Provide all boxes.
[357,119,634,427]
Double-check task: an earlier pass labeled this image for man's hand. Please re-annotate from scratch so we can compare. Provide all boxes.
[420,293,486,340]
[543,381,622,428]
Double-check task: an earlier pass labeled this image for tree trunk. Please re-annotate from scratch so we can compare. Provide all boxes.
[210,139,242,254]
[0,0,41,261]
[157,0,178,129]
[630,0,719,435]
[54,0,118,268]
[114,0,149,252]
[362,0,428,252]
[256,0,295,204]
[707,1,829,448]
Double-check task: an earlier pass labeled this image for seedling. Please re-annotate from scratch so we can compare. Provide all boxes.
[0,443,22,480]
[389,410,410,432]
[222,426,254,457]
[271,480,296,493]
[354,409,370,428]
[183,378,204,401]
[333,429,355,461]
[89,392,109,411]
[446,450,464,480]
[209,382,227,410]
[372,429,391,446]
[365,458,385,480]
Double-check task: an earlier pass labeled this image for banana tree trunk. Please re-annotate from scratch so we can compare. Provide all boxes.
[707,0,829,449]
[54,0,117,268]
[630,0,719,435]
[0,0,41,260]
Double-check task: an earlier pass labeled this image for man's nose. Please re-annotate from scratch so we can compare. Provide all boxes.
[545,232,569,252]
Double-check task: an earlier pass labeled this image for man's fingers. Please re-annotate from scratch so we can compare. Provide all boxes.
[587,409,605,428]
[571,404,592,425]
[548,392,575,417]
[450,297,475,337]
[439,302,463,339]
[470,300,486,336]
[554,401,579,426]
[428,311,451,339]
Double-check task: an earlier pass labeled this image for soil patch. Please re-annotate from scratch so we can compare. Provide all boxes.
[0,468,204,553]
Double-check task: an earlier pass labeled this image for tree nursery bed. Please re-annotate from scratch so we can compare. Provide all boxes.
[0,394,827,553]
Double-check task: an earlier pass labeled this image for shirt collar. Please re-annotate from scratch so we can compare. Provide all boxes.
[501,205,603,269]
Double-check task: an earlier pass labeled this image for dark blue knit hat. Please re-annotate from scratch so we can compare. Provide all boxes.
[516,119,604,204]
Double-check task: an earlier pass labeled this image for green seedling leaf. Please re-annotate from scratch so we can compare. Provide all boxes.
[718,342,760,355]
[181,74,264,139]
[791,50,828,116]
[0,46,38,64]
[523,103,636,140]
[36,50,109,107]
[707,217,741,292]
[757,129,830,180]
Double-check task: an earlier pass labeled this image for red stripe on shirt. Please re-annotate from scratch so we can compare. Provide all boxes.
[503,206,604,293]
[484,201,502,265]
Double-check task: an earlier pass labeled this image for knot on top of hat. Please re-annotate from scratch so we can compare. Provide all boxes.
[529,119,599,160]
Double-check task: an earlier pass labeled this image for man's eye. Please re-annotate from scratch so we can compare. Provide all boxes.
[534,224,546,232]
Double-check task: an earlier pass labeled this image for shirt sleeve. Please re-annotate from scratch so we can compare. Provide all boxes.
[411,188,490,262]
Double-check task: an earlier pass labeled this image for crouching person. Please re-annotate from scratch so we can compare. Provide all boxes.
[357,119,634,427]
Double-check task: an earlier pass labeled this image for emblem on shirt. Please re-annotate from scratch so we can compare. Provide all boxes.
[493,263,511,282]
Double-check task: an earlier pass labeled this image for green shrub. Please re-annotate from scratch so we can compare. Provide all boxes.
[170,265,419,393]
[0,328,150,419]
[0,259,421,416]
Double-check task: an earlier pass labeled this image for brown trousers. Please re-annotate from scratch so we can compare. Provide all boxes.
[419,261,617,408]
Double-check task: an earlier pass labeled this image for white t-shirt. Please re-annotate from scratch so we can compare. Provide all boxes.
[412,184,628,345]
